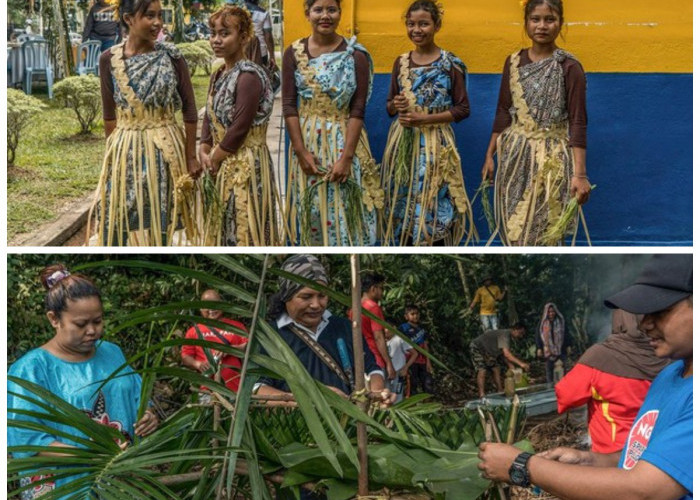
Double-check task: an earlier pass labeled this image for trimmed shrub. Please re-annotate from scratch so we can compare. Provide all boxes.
[7,89,46,166]
[192,39,214,74]
[177,42,212,76]
[53,75,102,135]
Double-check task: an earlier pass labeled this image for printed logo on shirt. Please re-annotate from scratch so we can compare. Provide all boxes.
[622,410,659,470]
[94,11,115,22]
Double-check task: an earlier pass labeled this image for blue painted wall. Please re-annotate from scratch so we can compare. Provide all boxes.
[363,73,692,245]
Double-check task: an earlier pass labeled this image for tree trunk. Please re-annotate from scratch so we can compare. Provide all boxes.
[456,260,472,308]
[51,0,72,77]
[500,255,519,325]
[173,0,185,43]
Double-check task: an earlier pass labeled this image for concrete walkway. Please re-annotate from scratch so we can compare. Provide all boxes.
[11,93,286,247]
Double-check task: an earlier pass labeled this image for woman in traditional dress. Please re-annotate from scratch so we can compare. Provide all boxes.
[8,265,158,498]
[536,302,568,383]
[199,5,280,246]
[282,0,383,246]
[381,0,474,246]
[90,0,200,246]
[482,0,591,246]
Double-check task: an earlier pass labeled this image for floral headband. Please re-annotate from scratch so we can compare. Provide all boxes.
[46,270,71,289]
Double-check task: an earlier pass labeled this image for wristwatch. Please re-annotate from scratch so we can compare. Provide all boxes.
[508,451,533,487]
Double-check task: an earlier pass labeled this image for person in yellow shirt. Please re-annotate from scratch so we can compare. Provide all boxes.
[469,277,506,331]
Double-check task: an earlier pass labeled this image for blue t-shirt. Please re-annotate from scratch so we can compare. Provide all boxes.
[399,322,429,364]
[618,360,692,498]
[8,340,143,498]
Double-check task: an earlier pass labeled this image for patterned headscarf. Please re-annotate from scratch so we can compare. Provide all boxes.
[278,254,329,303]
[539,302,565,358]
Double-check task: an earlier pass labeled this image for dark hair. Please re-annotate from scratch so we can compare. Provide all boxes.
[523,0,564,23]
[361,272,385,293]
[40,264,102,318]
[304,0,341,14]
[511,322,526,331]
[119,0,159,32]
[209,4,254,41]
[405,304,419,314]
[405,0,443,27]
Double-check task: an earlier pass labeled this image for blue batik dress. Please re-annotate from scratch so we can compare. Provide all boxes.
[381,50,474,246]
[285,37,383,246]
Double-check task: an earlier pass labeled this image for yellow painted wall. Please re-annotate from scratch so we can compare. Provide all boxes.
[283,0,692,73]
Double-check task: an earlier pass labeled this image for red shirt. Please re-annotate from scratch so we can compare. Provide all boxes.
[348,298,385,368]
[181,317,248,392]
[555,363,652,453]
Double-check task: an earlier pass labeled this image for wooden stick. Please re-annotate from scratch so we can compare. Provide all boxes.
[158,461,317,491]
[350,254,369,497]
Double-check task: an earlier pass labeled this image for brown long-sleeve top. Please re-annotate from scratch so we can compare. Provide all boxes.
[491,49,587,148]
[386,52,470,123]
[200,67,264,154]
[99,48,198,123]
[281,37,370,119]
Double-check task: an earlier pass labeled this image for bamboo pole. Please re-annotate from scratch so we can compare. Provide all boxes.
[350,254,369,497]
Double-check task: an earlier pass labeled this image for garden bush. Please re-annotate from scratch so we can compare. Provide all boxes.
[192,39,214,74]
[53,75,102,135]
[7,89,46,166]
[177,42,212,76]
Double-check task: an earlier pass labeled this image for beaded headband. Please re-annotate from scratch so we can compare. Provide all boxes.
[46,270,71,289]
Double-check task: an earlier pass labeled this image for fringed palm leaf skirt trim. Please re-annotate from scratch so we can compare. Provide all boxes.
[88,116,197,246]
[380,120,475,246]
[200,125,282,246]
[285,108,383,247]
[494,124,575,246]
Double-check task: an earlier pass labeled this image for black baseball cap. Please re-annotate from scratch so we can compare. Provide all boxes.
[604,255,692,314]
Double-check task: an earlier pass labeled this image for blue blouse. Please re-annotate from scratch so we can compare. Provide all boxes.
[8,340,143,498]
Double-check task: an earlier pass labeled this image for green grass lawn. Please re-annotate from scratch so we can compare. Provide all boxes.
[8,72,211,241]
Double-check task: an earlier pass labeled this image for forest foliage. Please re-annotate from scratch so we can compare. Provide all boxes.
[7,253,649,402]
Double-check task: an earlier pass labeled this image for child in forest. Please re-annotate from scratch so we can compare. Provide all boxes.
[380,0,474,246]
[385,327,418,402]
[399,304,434,395]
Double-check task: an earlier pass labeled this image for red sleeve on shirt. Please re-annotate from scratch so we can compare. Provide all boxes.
[181,327,202,359]
[222,318,248,347]
[365,302,385,333]
[555,363,595,413]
